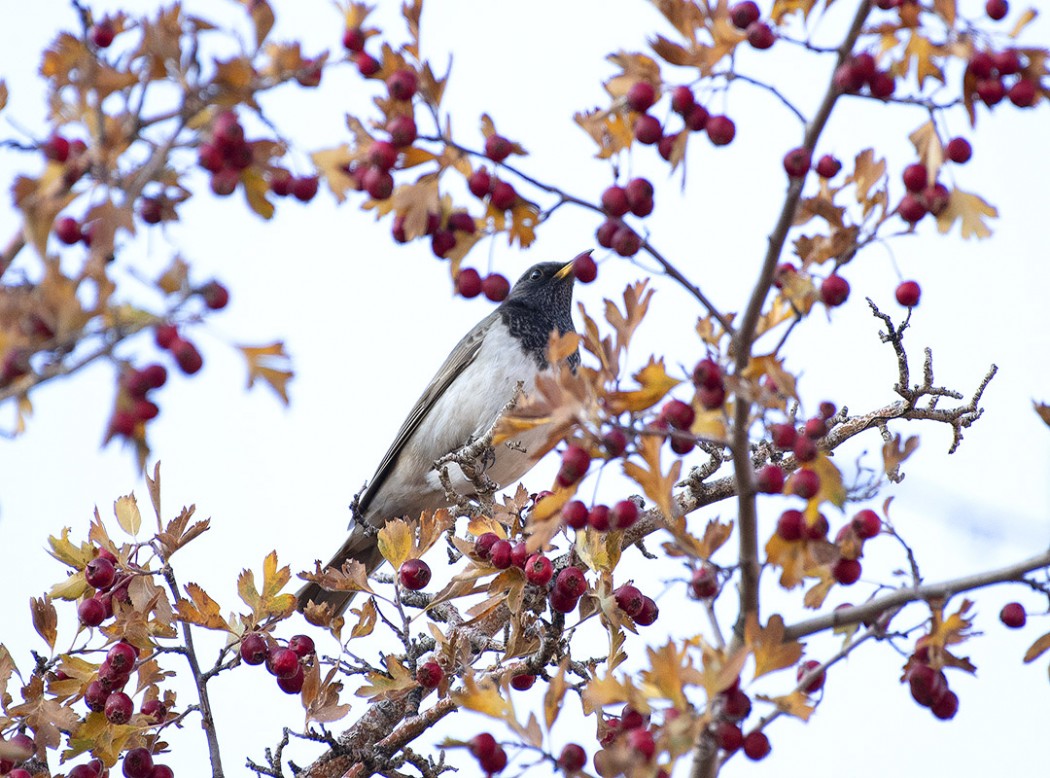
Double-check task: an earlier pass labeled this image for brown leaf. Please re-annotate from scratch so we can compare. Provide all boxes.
[1009,8,1038,37]
[623,434,681,521]
[245,0,274,49]
[746,613,804,679]
[239,342,293,404]
[175,583,230,631]
[1023,631,1050,663]
[908,120,944,183]
[356,655,418,701]
[1034,401,1050,428]
[155,505,210,560]
[299,559,375,596]
[8,675,80,750]
[304,664,351,724]
[883,433,919,475]
[935,187,998,240]
[574,108,634,159]
[30,596,58,650]
[844,148,887,207]
[238,551,297,621]
[543,657,569,729]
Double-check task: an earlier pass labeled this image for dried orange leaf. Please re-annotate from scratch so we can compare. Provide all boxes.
[1035,401,1050,428]
[883,433,919,475]
[30,596,58,650]
[746,613,804,679]
[175,583,230,631]
[239,342,293,404]
[1023,630,1050,663]
[935,188,998,240]
[355,655,417,701]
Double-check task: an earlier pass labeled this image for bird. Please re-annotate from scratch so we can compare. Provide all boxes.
[297,258,581,615]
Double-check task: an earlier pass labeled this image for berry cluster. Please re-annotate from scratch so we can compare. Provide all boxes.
[121,747,175,778]
[238,631,315,695]
[833,51,896,99]
[897,162,950,226]
[468,732,507,775]
[595,178,654,257]
[548,566,589,615]
[904,644,959,720]
[613,583,659,626]
[592,704,661,772]
[968,47,1039,109]
[0,732,35,778]
[197,111,255,197]
[77,548,130,628]
[710,677,771,760]
[153,323,203,376]
[454,266,510,303]
[108,362,168,440]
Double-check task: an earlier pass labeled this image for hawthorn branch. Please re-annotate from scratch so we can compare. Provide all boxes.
[727,0,874,646]
[783,547,1050,641]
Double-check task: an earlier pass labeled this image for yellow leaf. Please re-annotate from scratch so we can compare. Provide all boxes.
[355,655,417,701]
[746,613,803,679]
[450,672,513,720]
[641,640,705,711]
[238,552,296,621]
[936,187,998,240]
[623,434,681,521]
[245,0,274,48]
[377,519,414,570]
[932,0,956,26]
[758,690,815,721]
[350,598,377,639]
[47,527,94,569]
[113,493,141,536]
[0,80,6,113]
[845,149,886,206]
[771,0,818,22]
[175,583,230,631]
[903,32,945,88]
[765,533,807,589]
[241,168,275,220]
[807,453,846,509]
[1009,8,1038,37]
[574,108,634,159]
[574,528,621,573]
[311,144,357,203]
[239,342,293,404]
[606,358,680,414]
[544,657,569,729]
[908,120,944,183]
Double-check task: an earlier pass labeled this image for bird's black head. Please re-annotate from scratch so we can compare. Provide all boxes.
[499,255,583,368]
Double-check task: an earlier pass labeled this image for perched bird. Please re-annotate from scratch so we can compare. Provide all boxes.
[298,258,581,615]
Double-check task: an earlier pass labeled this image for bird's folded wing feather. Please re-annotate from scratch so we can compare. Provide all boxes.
[356,310,499,518]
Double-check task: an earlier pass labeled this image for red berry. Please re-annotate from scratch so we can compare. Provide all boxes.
[968,51,995,79]
[240,632,267,665]
[625,177,654,214]
[698,383,726,410]
[693,358,723,390]
[107,641,138,673]
[362,167,394,200]
[1007,79,1037,107]
[793,434,817,464]
[601,186,629,217]
[868,70,896,99]
[558,743,587,773]
[791,468,821,499]
[105,691,134,723]
[685,103,710,132]
[804,417,827,439]
[796,659,826,693]
[197,143,223,172]
[572,250,597,283]
[8,770,31,778]
[288,634,315,658]
[490,180,517,211]
[42,134,70,163]
[671,86,695,114]
[595,218,618,249]
[489,539,513,569]
[266,647,300,679]
[832,558,862,585]
[730,1,761,28]
[399,559,432,590]
[777,509,804,541]
[482,273,510,302]
[771,423,797,450]
[922,182,950,216]
[634,114,662,145]
[742,731,771,761]
[151,766,175,778]
[457,268,483,299]
[852,509,882,539]
[612,225,642,256]
[852,52,877,83]
[549,588,579,613]
[510,673,536,691]
[417,661,444,689]
[525,554,553,586]
[209,169,239,196]
[614,584,645,617]
[386,69,418,101]
[448,212,475,234]
[478,744,507,774]
[55,216,83,245]
[657,133,676,161]
[610,499,639,530]
[295,58,323,87]
[84,680,108,712]
[1000,602,1026,628]
[354,51,380,77]
[945,137,971,164]
[140,197,163,225]
[875,0,901,7]
[909,664,948,707]
[86,556,116,589]
[79,597,107,627]
[342,26,365,51]
[706,115,736,146]
[802,515,828,544]
[602,428,628,457]
[993,49,1021,75]
[755,464,785,494]
[985,0,1009,20]
[587,504,610,531]
[714,721,743,752]
[891,281,921,309]
[484,134,513,163]
[474,532,500,560]
[820,274,850,307]
[141,698,167,723]
[90,19,116,48]
[277,663,305,694]
[976,77,1005,106]
[123,748,154,778]
[171,338,203,375]
[898,193,928,224]
[387,115,417,148]
[562,500,589,530]
[746,21,775,50]
[431,229,456,258]
[201,280,229,310]
[634,596,659,626]
[721,686,752,719]
[468,168,492,198]
[369,140,399,171]
[931,689,959,720]
[470,732,498,761]
[557,445,591,487]
[689,565,719,599]
[815,154,842,178]
[627,728,655,760]
[661,398,695,430]
[626,81,657,112]
[555,566,587,599]
[833,63,865,94]
[902,163,928,193]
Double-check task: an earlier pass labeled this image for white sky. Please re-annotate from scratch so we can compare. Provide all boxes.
[1,1,1049,777]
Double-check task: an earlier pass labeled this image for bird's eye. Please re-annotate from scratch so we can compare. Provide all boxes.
[529,269,543,281]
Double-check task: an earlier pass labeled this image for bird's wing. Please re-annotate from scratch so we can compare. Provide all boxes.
[356,310,498,518]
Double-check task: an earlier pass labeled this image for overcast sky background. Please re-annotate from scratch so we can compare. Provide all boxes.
[1,1,1049,776]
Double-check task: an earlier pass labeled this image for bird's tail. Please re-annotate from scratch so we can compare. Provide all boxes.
[296,525,386,617]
